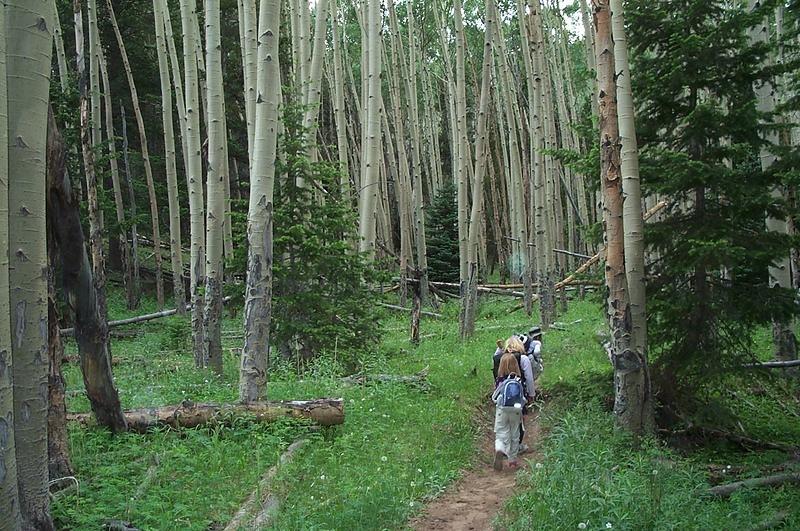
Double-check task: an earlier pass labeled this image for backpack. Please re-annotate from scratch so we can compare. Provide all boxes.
[497,377,525,408]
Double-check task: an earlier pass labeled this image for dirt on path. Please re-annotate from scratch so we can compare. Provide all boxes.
[408,406,541,531]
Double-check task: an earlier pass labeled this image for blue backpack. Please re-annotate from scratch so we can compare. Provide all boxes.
[498,377,525,408]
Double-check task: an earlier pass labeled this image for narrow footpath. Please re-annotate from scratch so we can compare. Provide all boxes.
[409,406,541,531]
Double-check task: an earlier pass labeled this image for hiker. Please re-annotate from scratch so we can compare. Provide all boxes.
[492,334,535,452]
[524,326,544,381]
[492,342,526,471]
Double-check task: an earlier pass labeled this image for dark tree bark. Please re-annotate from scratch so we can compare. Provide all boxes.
[47,108,127,432]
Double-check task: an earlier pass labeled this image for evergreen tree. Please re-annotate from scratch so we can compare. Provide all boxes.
[628,0,797,412]
[426,182,461,283]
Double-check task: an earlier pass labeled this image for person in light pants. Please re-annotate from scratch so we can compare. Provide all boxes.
[491,339,527,470]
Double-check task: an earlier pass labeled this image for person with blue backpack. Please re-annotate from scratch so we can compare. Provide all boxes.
[491,336,528,471]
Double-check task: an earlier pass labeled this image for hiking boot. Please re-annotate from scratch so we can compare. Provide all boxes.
[493,450,505,471]
[518,443,530,454]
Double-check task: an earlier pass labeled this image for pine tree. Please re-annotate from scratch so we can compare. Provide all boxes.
[426,183,461,284]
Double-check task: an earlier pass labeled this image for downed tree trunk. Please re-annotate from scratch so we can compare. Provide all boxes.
[60,296,232,336]
[341,368,430,391]
[223,439,309,531]
[661,425,797,453]
[67,399,344,432]
[708,472,800,498]
[743,360,800,369]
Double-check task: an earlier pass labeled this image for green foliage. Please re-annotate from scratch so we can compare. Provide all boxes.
[425,182,461,283]
[627,0,799,411]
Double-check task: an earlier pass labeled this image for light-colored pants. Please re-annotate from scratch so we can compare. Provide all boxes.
[494,405,522,460]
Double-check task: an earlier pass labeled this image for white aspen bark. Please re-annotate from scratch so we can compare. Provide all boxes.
[748,0,797,362]
[204,0,226,375]
[461,0,495,338]
[161,0,191,175]
[7,0,55,527]
[454,0,469,293]
[405,2,429,303]
[240,0,282,402]
[357,0,382,258]
[222,109,234,261]
[0,0,22,522]
[302,0,330,130]
[52,0,70,92]
[192,5,208,122]
[611,0,653,431]
[580,0,599,119]
[154,0,187,313]
[238,0,257,166]
[611,0,646,359]
[298,0,311,93]
[331,0,350,196]
[98,43,136,311]
[180,0,207,364]
[87,0,102,148]
[106,0,165,308]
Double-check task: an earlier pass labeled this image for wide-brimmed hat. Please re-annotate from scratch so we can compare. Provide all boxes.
[528,326,542,338]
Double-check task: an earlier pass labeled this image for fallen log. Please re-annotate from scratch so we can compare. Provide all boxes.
[660,426,797,452]
[377,302,442,318]
[708,472,800,498]
[67,399,344,433]
[224,439,309,531]
[60,297,232,336]
[750,511,790,531]
[743,359,800,369]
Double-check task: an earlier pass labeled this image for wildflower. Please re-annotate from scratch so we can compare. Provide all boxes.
[410,482,415,487]
[409,501,415,507]
[417,468,422,473]
[535,462,543,469]
[578,523,587,530]
[607,524,613,529]
[381,455,388,462]
[652,469,658,476]
[320,475,326,480]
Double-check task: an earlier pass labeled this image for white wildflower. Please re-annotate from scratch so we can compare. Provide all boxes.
[606,524,613,529]
[535,462,543,469]
[417,468,422,473]
[652,469,658,476]
[381,455,388,462]
[320,475,326,480]
[578,523,587,530]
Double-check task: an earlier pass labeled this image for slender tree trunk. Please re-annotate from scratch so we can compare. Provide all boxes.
[0,0,22,520]
[204,0,226,374]
[238,0,257,167]
[52,0,70,92]
[331,0,351,197]
[302,0,330,131]
[7,1,55,526]
[454,0,469,313]
[106,0,165,309]
[87,0,102,148]
[461,0,495,338]
[239,0,282,403]
[357,0,382,258]
[154,0,187,314]
[120,104,142,309]
[180,0,207,364]
[611,0,653,433]
[748,0,797,363]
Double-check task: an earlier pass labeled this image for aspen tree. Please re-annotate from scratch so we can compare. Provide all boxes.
[331,0,351,196]
[454,0,469,300]
[611,0,653,431]
[154,0,187,314]
[238,0,257,165]
[7,0,55,526]
[461,0,495,338]
[106,0,165,308]
[302,0,330,131]
[98,43,136,311]
[52,0,70,92]
[120,104,142,308]
[240,0,282,403]
[180,0,207,364]
[748,0,797,362]
[87,0,102,148]
[204,0,226,374]
[357,0,383,257]
[0,0,22,522]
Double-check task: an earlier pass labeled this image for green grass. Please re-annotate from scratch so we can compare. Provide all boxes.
[51,290,800,530]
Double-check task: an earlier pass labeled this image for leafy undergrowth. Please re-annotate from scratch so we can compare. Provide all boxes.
[497,314,800,531]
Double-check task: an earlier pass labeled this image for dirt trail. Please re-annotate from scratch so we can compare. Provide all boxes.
[409,407,541,531]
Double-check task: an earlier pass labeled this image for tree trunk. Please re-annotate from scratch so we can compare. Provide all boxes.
[357,0,382,258]
[68,399,345,433]
[0,0,22,520]
[180,0,207,365]
[52,0,70,92]
[107,0,165,309]
[454,0,470,319]
[611,0,653,432]
[748,0,797,363]
[238,0,257,167]
[301,0,330,133]
[154,0,187,314]
[239,0,282,403]
[461,0,495,339]
[330,0,350,198]
[204,0,226,375]
[98,40,136,312]
[7,1,55,526]
[120,104,142,309]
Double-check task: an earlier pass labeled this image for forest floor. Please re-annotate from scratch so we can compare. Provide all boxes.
[409,406,541,531]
